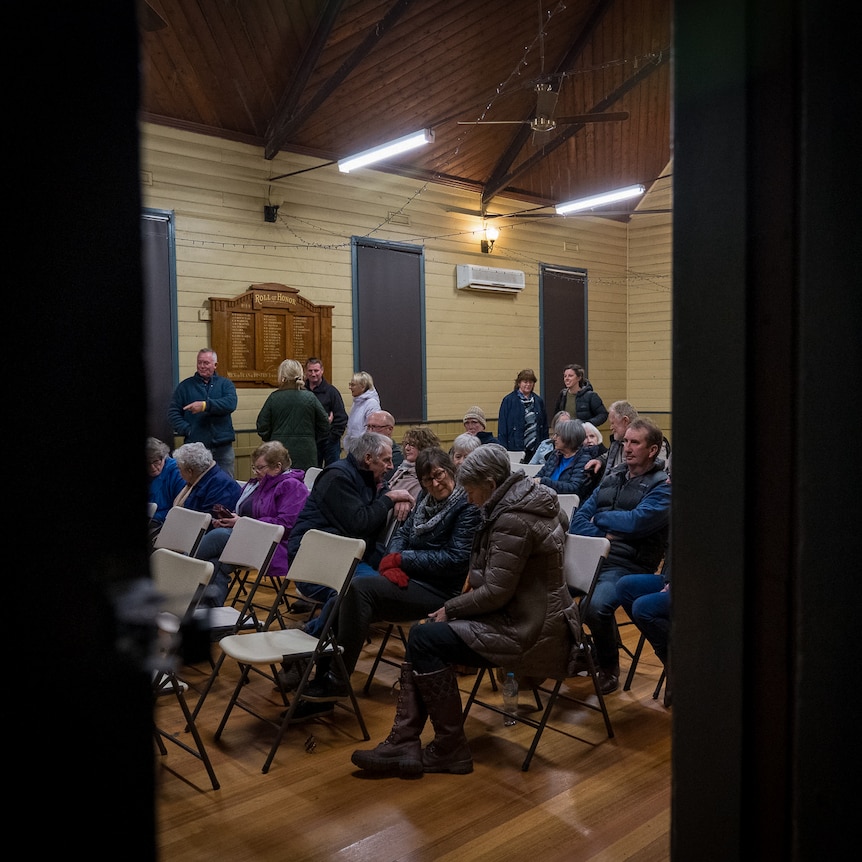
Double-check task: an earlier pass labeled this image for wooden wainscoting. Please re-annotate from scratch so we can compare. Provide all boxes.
[155,607,670,862]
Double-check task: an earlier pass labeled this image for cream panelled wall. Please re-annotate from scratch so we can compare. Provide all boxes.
[138,123,671,444]
[626,166,673,440]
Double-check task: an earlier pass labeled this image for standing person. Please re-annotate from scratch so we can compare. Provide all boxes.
[168,347,238,478]
[304,357,348,467]
[497,369,548,463]
[342,371,381,452]
[350,443,572,776]
[194,441,309,607]
[553,364,609,429]
[461,406,499,445]
[146,436,185,534]
[568,418,670,694]
[257,359,331,471]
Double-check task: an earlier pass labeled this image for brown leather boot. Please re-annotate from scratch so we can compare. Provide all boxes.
[350,663,426,775]
[414,666,473,775]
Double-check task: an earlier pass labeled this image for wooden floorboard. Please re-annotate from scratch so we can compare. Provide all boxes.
[155,607,670,861]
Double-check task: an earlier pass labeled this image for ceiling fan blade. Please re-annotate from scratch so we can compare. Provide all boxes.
[457,120,530,125]
[555,112,630,124]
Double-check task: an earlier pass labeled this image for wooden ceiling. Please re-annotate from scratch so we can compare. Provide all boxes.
[138,0,671,219]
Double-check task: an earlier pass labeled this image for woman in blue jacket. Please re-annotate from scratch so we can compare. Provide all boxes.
[497,369,548,463]
[533,419,600,499]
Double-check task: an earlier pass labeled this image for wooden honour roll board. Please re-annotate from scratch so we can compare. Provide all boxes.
[209,283,333,387]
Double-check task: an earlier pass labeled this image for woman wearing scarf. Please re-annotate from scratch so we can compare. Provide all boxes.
[290,447,482,713]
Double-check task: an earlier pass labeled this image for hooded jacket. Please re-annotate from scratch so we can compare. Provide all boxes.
[443,472,576,676]
[554,381,608,427]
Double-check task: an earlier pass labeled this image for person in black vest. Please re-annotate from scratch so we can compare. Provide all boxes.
[304,357,348,466]
[568,417,670,694]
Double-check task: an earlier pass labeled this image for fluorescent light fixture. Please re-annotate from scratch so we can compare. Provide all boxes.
[337,129,434,173]
[555,184,646,215]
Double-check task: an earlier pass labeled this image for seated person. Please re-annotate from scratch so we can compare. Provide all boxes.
[386,425,442,500]
[582,421,608,456]
[532,419,600,499]
[569,418,670,695]
[194,441,309,606]
[461,406,499,445]
[616,455,672,706]
[449,432,481,474]
[146,436,185,537]
[294,447,482,712]
[529,410,571,465]
[287,432,414,637]
[172,441,241,517]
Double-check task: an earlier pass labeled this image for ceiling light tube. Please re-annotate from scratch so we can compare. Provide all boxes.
[555,184,646,215]
[338,129,434,173]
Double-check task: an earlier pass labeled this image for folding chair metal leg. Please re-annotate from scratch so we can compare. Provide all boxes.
[155,673,220,790]
[623,631,647,691]
[652,669,666,700]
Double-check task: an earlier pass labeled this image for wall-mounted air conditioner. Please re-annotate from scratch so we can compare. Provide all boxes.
[456,264,526,294]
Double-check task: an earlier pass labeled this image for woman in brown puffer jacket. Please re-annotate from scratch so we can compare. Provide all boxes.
[351,443,577,777]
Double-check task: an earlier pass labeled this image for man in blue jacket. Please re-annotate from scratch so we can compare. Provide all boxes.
[168,348,238,477]
[569,417,670,694]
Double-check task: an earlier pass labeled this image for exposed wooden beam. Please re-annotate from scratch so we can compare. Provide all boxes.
[481,51,669,210]
[265,0,415,159]
[264,0,348,159]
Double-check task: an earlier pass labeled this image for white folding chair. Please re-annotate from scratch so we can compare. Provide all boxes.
[150,548,219,790]
[189,517,285,720]
[519,462,544,477]
[555,494,580,521]
[507,451,526,468]
[153,507,212,556]
[303,466,322,489]
[461,533,614,771]
[213,529,369,773]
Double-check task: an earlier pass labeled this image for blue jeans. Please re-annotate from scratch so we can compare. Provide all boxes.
[193,527,234,606]
[582,563,632,671]
[317,438,342,467]
[210,443,235,479]
[299,562,378,636]
[616,574,670,664]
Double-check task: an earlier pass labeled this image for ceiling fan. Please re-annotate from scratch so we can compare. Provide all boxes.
[457,80,628,134]
[457,1,627,137]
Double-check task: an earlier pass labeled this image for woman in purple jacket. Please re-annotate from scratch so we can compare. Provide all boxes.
[193,441,309,607]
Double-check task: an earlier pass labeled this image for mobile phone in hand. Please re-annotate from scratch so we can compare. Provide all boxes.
[212,504,231,519]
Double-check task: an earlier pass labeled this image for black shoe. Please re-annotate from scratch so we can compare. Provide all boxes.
[280,700,334,722]
[272,660,306,693]
[290,599,315,614]
[597,666,620,695]
[302,670,350,702]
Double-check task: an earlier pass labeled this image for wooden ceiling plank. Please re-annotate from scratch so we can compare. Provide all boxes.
[265,0,415,159]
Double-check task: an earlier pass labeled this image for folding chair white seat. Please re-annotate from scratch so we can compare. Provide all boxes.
[150,548,219,790]
[213,529,369,773]
[507,451,526,468]
[461,533,614,771]
[153,506,212,556]
[519,462,544,477]
[555,494,580,521]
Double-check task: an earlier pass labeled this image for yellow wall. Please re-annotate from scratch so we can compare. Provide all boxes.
[141,123,673,462]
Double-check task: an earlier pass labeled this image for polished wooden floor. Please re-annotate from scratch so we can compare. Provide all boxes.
[155,609,671,862]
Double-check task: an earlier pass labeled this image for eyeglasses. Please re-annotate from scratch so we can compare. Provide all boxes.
[419,469,450,488]
[366,423,393,431]
[251,463,270,473]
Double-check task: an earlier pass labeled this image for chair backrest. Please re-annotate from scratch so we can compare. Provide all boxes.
[150,548,214,625]
[556,494,580,520]
[519,462,543,477]
[304,466,322,489]
[562,533,611,610]
[218,516,285,573]
[154,507,213,555]
[507,451,526,467]
[288,529,366,594]
[147,501,158,520]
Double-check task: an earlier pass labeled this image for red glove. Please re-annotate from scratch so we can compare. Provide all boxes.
[381,566,409,588]
[379,553,402,572]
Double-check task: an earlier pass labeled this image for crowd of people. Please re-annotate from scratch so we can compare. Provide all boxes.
[149,352,672,776]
